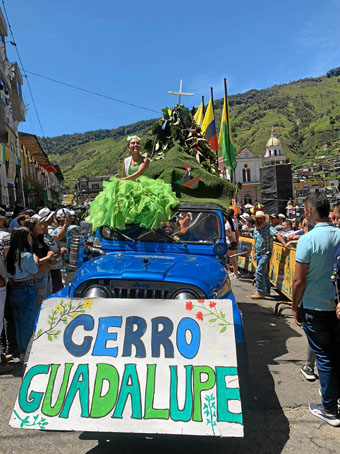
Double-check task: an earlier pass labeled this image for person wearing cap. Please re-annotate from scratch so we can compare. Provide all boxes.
[240,213,250,233]
[269,214,280,228]
[251,211,287,299]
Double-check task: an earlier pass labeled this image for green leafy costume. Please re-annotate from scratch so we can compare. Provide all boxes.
[86,175,179,231]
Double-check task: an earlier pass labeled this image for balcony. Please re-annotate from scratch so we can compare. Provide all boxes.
[11,94,25,122]
[0,101,8,142]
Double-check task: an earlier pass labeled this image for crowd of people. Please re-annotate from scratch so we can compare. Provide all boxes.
[229,195,340,426]
[0,205,85,374]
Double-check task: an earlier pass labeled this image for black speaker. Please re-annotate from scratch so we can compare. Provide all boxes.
[260,164,293,214]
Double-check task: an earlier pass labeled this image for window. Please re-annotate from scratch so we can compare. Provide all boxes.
[91,183,100,189]
[244,194,252,204]
[242,165,251,182]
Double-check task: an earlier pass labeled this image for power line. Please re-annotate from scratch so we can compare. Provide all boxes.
[20,68,160,114]
[1,0,45,136]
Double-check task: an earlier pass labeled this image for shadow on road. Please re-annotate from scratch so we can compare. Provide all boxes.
[79,300,302,454]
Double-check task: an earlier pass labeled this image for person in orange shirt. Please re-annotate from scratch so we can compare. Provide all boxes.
[179,213,192,235]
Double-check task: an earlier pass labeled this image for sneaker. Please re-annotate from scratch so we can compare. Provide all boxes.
[251,293,265,299]
[300,365,317,381]
[309,403,340,427]
[229,273,237,280]
[318,389,340,409]
[0,353,13,363]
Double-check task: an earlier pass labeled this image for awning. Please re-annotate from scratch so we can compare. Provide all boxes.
[18,132,50,166]
[41,163,57,173]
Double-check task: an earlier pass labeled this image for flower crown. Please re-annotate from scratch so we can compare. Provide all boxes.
[127,135,141,143]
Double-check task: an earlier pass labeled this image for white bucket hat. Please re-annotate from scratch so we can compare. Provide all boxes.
[56,208,72,220]
[38,207,55,222]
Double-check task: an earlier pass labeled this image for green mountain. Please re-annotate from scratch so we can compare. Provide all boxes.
[40,67,340,187]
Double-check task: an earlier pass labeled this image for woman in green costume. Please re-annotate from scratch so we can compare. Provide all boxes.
[121,135,149,180]
[86,135,179,231]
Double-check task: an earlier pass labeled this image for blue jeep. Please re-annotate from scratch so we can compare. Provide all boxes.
[52,202,244,343]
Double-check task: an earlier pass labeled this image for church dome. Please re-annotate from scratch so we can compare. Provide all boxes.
[266,129,281,147]
[266,137,281,147]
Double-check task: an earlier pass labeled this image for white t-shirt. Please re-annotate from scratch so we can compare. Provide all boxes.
[225,220,237,245]
[0,230,10,281]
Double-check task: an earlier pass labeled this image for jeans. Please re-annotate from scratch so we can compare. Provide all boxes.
[255,254,271,295]
[302,308,340,414]
[0,286,5,338]
[34,272,52,314]
[306,344,316,369]
[0,288,18,355]
[10,282,36,354]
[50,269,64,294]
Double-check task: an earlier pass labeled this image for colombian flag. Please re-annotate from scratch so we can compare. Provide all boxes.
[219,94,236,178]
[194,100,204,126]
[201,98,218,151]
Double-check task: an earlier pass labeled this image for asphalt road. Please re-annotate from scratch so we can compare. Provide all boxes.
[1,278,340,454]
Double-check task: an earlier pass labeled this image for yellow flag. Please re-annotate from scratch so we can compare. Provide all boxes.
[194,100,204,126]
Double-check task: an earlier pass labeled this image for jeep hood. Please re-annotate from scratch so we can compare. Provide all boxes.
[74,252,227,294]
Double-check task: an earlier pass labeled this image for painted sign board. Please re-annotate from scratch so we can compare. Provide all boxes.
[10,298,243,437]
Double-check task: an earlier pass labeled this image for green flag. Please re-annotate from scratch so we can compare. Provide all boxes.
[218,91,236,181]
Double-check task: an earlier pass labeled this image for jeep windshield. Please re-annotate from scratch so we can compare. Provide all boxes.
[100,210,222,244]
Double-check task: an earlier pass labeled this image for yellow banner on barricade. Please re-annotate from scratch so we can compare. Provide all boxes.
[237,237,296,301]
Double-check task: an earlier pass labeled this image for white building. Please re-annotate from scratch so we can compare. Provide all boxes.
[218,148,262,204]
[0,7,26,207]
[264,129,286,166]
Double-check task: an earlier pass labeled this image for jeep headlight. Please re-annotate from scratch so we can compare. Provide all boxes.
[215,277,232,297]
[82,285,111,298]
[173,291,198,300]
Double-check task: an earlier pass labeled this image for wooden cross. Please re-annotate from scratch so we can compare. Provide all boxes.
[168,79,193,106]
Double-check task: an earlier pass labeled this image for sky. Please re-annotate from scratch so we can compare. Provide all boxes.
[3,0,340,138]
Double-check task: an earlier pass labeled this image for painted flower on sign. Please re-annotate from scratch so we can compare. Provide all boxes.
[35,299,94,342]
[186,301,193,311]
[183,300,232,334]
[82,299,94,310]
[196,311,203,321]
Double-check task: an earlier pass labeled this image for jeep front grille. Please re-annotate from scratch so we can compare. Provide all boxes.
[74,279,205,299]
[111,287,169,299]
